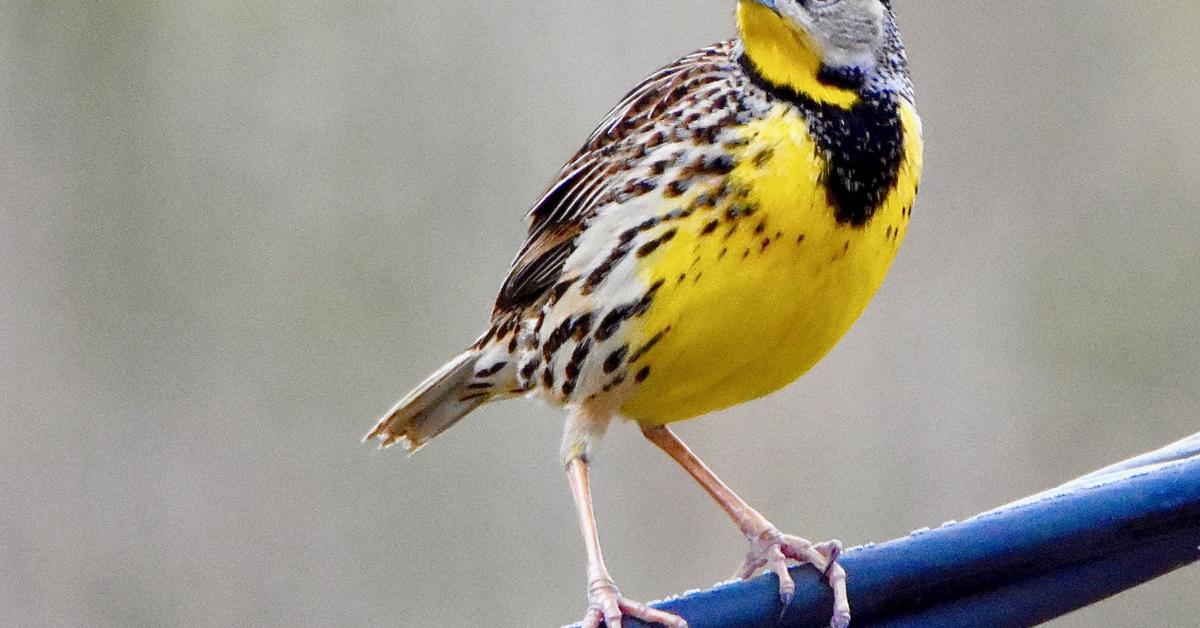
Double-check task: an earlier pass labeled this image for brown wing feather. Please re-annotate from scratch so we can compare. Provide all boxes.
[492,42,736,319]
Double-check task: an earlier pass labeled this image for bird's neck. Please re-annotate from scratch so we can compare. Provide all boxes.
[735,0,861,108]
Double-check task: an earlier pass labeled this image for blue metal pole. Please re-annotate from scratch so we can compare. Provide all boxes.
[592,432,1200,627]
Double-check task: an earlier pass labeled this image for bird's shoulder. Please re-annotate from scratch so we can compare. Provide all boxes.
[492,41,744,320]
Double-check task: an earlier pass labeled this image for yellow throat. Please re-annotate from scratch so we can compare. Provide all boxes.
[735,0,860,107]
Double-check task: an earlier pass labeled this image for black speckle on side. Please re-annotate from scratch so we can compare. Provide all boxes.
[664,179,690,198]
[604,345,629,373]
[602,373,627,392]
[595,304,637,342]
[520,358,540,381]
[635,366,651,382]
[474,361,507,378]
[543,317,574,361]
[550,277,578,303]
[565,339,592,379]
[629,327,671,363]
[701,154,736,175]
[570,313,594,341]
[636,228,678,258]
[583,240,634,294]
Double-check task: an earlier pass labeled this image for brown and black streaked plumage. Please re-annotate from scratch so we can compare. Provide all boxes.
[367,1,922,626]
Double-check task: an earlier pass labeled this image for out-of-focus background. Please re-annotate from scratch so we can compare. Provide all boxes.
[3,1,1198,625]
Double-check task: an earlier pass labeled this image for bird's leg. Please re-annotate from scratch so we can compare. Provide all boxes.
[566,457,687,628]
[642,425,849,628]
[562,409,686,628]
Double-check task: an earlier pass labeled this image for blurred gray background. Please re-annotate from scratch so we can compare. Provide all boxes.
[3,1,1198,626]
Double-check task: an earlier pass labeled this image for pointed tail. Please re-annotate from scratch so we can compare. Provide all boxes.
[364,345,509,452]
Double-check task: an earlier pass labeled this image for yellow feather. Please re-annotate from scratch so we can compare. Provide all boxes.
[735,0,860,108]
[621,102,923,425]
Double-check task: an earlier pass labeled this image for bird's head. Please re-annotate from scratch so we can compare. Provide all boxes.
[737,0,909,99]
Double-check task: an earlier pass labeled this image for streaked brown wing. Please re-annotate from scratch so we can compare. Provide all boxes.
[492,42,735,319]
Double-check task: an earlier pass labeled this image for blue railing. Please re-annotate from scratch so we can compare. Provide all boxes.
[586,431,1200,627]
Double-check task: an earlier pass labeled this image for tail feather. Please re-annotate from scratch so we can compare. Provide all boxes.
[365,348,492,452]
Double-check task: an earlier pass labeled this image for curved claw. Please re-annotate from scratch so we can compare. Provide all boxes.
[766,545,795,606]
[734,531,850,627]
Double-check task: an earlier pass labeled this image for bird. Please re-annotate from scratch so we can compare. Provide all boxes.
[366,0,922,626]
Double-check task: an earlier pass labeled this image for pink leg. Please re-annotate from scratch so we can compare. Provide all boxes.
[642,426,850,628]
[567,457,688,628]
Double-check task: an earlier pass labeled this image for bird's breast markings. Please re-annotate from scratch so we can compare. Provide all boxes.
[738,54,905,226]
[581,229,640,295]
[542,311,591,362]
[519,358,540,381]
[636,228,678,258]
[473,361,507,378]
[571,313,594,340]
[561,338,594,397]
[665,180,688,199]
[603,345,629,374]
[601,372,626,393]
[593,278,665,342]
[751,147,775,168]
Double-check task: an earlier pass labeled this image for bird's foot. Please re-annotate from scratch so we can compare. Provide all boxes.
[580,579,687,628]
[735,528,850,628]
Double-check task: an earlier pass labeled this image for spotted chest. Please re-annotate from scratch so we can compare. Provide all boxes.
[616,100,923,424]
[512,139,750,411]
[469,45,921,423]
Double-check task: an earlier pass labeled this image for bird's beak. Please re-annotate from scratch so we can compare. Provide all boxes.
[751,0,777,10]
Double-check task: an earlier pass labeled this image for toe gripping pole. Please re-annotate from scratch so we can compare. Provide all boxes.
[586,431,1200,627]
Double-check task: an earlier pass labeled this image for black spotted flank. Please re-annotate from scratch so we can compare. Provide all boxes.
[543,316,574,361]
[636,229,678,258]
[595,303,638,342]
[562,338,593,396]
[738,55,904,226]
[603,345,629,373]
[594,279,665,342]
[473,361,507,378]
[629,326,671,363]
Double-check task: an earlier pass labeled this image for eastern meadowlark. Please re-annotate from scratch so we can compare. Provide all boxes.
[366,1,922,626]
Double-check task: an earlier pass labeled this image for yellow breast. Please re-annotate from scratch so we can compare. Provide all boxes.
[620,101,923,424]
